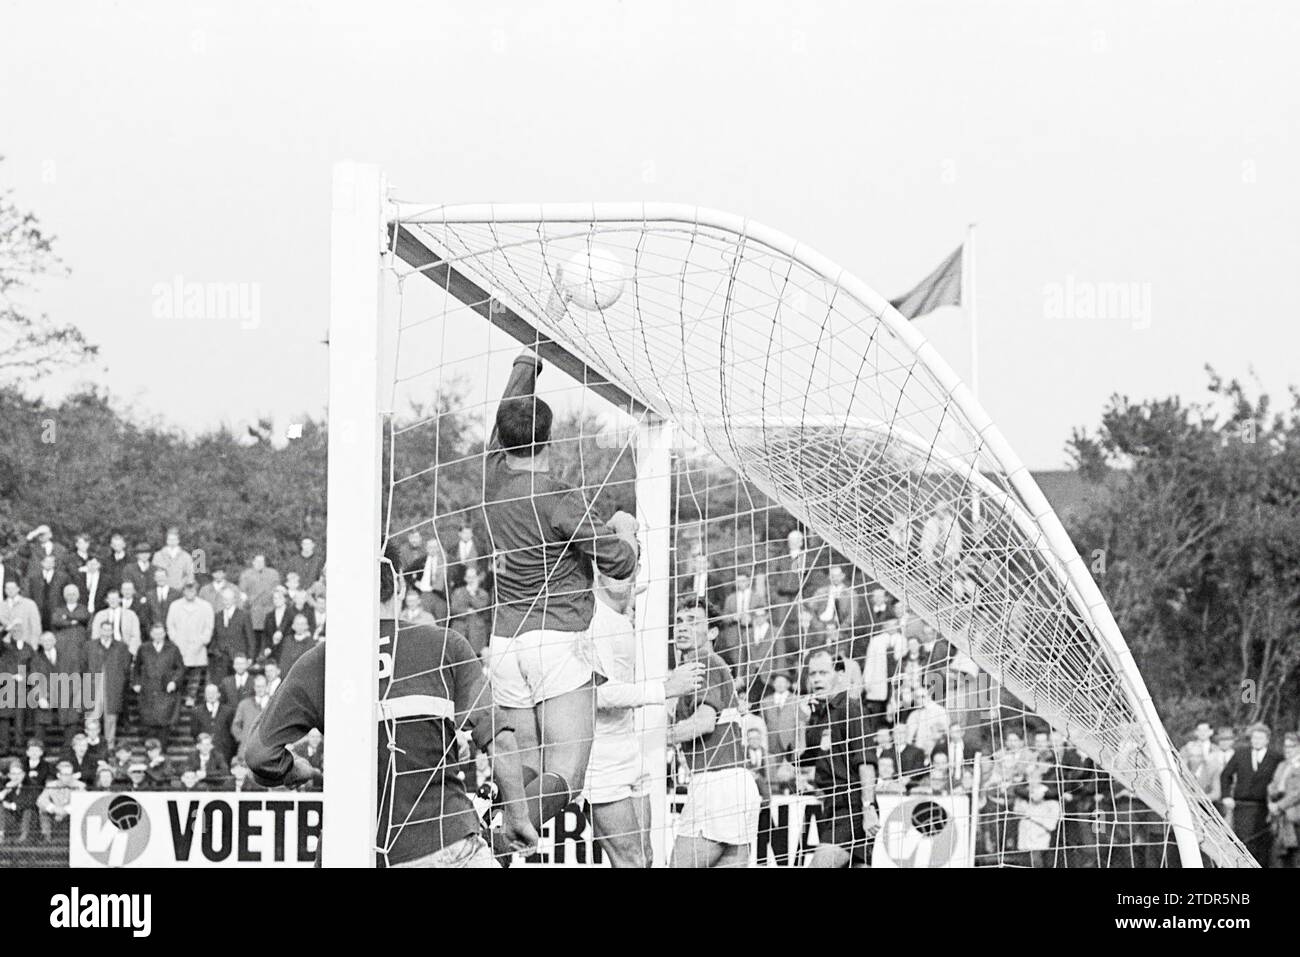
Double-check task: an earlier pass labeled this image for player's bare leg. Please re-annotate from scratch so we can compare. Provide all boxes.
[591,794,653,868]
[671,834,723,868]
[515,681,597,829]
[500,706,541,777]
[671,835,749,867]
[809,843,853,868]
[715,843,750,867]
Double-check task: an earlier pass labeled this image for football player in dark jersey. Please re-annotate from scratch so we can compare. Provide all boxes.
[482,352,639,835]
[668,597,761,867]
[246,543,536,867]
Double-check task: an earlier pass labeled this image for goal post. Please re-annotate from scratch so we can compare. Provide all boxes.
[633,415,675,865]
[324,162,1253,868]
[323,162,386,867]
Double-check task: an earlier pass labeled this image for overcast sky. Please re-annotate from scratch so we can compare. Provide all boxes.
[3,0,1296,467]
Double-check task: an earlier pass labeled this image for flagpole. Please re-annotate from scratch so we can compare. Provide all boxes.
[966,222,978,401]
[966,222,981,529]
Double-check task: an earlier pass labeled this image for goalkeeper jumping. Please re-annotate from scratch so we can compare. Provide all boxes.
[483,351,640,837]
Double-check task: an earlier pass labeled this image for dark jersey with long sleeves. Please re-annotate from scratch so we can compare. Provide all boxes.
[245,619,506,866]
[482,355,638,636]
[799,690,874,810]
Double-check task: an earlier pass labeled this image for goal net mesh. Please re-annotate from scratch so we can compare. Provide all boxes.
[375,203,1250,868]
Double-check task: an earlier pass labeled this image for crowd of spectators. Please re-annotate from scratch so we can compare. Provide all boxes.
[0,524,327,847]
[1179,720,1300,868]
[672,531,1104,866]
[675,528,1300,868]
[4,517,1295,868]
[0,519,501,851]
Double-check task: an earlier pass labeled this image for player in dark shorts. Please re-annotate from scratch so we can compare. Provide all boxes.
[798,647,878,867]
[668,597,761,867]
[245,542,536,867]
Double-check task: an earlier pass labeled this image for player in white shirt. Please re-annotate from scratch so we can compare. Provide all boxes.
[585,572,704,867]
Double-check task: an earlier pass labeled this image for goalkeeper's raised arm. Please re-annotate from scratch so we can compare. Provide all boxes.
[480,349,640,839]
[483,350,639,637]
[486,351,545,460]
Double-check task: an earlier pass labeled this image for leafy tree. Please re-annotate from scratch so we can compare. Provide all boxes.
[25,359,1293,743]
[1067,370,1300,733]
[0,386,326,574]
[0,159,96,382]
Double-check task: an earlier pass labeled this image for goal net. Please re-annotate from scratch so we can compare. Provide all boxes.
[325,165,1252,868]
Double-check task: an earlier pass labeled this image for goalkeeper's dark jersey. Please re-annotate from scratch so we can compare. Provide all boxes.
[483,354,638,637]
[246,618,504,866]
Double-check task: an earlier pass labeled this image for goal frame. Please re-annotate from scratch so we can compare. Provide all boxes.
[326,163,677,867]
[325,162,1204,868]
[323,162,385,867]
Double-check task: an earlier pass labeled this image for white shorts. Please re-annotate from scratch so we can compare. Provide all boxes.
[586,726,647,806]
[675,766,762,847]
[487,627,597,709]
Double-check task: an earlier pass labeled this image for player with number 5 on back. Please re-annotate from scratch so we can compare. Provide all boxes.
[246,542,537,866]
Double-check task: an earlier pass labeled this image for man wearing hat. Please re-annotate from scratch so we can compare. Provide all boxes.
[119,542,161,598]
[20,525,66,578]
[198,567,233,610]
[79,554,111,616]
[104,532,132,589]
